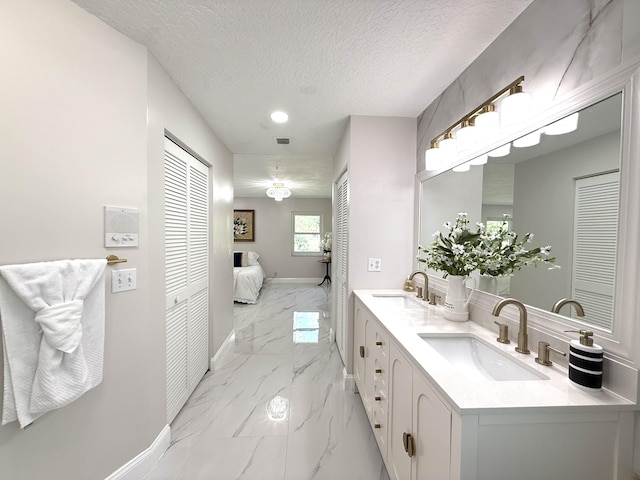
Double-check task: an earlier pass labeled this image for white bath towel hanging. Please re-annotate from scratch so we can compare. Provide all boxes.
[0,259,106,428]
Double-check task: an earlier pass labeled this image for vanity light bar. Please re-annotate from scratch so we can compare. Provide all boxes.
[428,75,526,148]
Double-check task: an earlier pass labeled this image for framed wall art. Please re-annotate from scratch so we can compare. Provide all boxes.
[233,209,255,242]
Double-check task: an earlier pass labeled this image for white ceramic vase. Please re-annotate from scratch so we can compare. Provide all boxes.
[443,275,476,322]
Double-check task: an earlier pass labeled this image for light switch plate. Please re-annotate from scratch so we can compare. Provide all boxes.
[112,268,137,293]
[368,258,382,272]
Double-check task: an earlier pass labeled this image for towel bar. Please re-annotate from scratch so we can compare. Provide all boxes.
[106,255,127,265]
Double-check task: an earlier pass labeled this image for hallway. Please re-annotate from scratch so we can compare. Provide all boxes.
[147,282,389,480]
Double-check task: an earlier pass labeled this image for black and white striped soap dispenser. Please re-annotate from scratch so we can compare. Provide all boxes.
[566,330,603,390]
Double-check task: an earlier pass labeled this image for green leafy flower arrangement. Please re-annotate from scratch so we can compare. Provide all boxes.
[320,232,332,253]
[417,213,484,276]
[476,215,558,276]
[418,213,558,277]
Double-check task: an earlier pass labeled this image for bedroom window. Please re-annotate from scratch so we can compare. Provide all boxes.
[292,212,322,255]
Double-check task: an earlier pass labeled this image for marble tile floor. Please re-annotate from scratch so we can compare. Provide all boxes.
[146,282,389,480]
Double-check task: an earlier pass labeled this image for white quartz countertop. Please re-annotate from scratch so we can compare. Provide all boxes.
[354,289,636,414]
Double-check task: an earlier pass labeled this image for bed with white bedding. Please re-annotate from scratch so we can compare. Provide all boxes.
[233,251,264,304]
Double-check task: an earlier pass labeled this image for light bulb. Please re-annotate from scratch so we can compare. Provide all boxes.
[452,161,471,172]
[513,129,542,148]
[469,154,488,166]
[424,143,443,171]
[475,105,500,134]
[456,119,477,151]
[438,132,457,163]
[544,112,579,135]
[500,85,531,126]
[488,143,511,157]
[269,111,289,123]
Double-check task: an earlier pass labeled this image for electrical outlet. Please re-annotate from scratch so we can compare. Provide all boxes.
[368,258,382,272]
[112,268,137,293]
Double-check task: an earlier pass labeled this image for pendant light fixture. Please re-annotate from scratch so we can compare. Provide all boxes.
[266,182,291,201]
[266,164,291,201]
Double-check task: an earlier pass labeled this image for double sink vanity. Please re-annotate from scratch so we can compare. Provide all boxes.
[368,60,640,479]
[353,289,635,480]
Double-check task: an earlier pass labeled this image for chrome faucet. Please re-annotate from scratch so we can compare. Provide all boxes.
[551,298,585,317]
[409,271,429,300]
[491,298,530,354]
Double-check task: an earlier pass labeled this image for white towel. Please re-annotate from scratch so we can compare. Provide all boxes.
[0,259,106,428]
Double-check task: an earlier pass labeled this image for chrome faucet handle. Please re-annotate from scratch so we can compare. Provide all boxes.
[429,292,441,305]
[493,321,510,344]
[416,286,423,299]
[535,341,566,366]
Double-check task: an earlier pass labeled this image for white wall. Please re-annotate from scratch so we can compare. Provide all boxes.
[342,115,417,372]
[0,1,234,478]
[349,116,417,289]
[233,197,332,279]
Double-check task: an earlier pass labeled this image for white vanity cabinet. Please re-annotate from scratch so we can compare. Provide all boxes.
[353,300,390,459]
[353,300,367,404]
[352,294,636,480]
[387,342,451,480]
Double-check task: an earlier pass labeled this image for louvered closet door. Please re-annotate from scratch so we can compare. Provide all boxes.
[572,171,619,331]
[164,137,210,424]
[335,170,349,364]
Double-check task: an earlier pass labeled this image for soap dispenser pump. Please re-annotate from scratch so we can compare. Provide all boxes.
[565,330,603,390]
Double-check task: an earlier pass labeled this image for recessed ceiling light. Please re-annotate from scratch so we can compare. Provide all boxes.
[270,111,289,123]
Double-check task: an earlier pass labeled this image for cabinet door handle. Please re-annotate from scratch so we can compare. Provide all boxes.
[375,368,382,374]
[407,434,415,457]
[376,341,383,346]
[359,346,365,358]
[374,396,381,401]
[403,432,415,457]
[374,423,381,429]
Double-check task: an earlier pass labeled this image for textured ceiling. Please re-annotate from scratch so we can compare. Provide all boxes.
[71,0,534,198]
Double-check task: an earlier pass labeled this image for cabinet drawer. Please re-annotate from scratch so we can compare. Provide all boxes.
[372,398,388,458]
[370,327,390,359]
[372,356,388,383]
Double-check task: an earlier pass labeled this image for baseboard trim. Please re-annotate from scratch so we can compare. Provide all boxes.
[343,371,357,393]
[210,330,235,372]
[105,424,170,480]
[269,277,323,284]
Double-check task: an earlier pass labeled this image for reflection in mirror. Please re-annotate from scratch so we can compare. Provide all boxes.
[420,93,622,332]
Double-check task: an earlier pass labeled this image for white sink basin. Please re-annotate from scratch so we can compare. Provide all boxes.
[371,294,424,309]
[419,334,548,382]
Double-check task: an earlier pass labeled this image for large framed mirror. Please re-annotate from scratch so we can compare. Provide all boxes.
[419,93,622,333]
[416,60,640,367]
